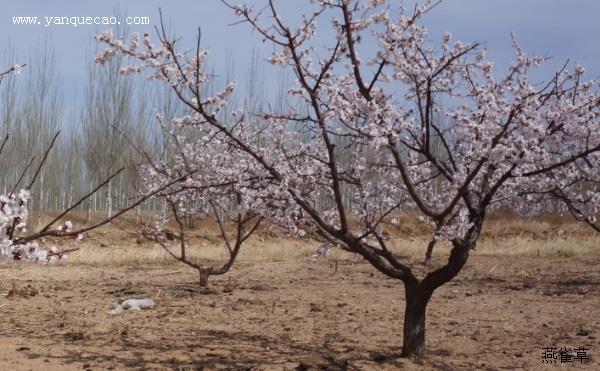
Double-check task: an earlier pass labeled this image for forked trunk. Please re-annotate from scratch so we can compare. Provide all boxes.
[403,237,475,357]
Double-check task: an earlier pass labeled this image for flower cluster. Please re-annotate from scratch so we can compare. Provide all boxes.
[0,190,68,263]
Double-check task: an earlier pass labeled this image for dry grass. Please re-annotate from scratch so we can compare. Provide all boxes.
[67,234,600,267]
[28,210,600,266]
[477,236,600,256]
[67,238,320,266]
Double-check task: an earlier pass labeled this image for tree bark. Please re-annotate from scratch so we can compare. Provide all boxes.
[198,269,209,287]
[403,232,478,357]
[401,284,431,357]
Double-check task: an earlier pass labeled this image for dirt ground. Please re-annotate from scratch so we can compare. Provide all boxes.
[0,249,598,370]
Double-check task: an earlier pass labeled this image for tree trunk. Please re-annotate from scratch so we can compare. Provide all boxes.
[86,197,92,224]
[401,284,431,357]
[31,173,45,230]
[403,235,477,357]
[107,178,113,218]
[198,269,209,287]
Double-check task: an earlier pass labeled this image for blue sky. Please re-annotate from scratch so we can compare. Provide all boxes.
[2,0,600,108]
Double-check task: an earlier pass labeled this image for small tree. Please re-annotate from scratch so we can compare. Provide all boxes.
[96,0,600,357]
[138,113,263,287]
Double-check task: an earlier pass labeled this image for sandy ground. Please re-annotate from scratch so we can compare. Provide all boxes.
[0,251,598,370]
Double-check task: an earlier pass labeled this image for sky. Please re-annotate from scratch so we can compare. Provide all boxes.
[2,0,600,110]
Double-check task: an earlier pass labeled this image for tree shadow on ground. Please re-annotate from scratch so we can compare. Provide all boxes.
[31,327,408,370]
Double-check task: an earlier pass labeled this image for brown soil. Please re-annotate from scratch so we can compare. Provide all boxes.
[0,253,598,370]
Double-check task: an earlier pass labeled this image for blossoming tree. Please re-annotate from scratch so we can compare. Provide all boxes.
[96,0,600,356]
[138,113,264,287]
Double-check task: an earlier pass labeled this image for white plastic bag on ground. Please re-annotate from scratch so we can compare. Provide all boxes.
[108,298,155,315]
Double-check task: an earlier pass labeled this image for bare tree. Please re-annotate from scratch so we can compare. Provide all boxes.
[83,24,139,219]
